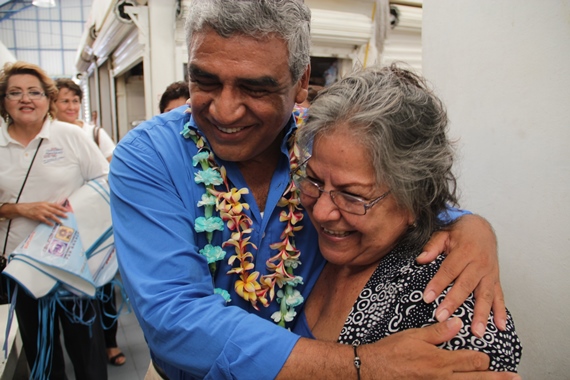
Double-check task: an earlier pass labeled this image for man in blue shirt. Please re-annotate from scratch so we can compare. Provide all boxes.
[109,1,516,379]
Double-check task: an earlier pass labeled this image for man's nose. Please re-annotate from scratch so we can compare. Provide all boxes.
[209,87,245,125]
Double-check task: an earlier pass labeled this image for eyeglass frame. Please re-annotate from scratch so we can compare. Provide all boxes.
[4,90,46,101]
[291,158,391,215]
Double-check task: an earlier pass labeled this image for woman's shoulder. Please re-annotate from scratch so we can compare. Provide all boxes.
[372,248,522,372]
[49,119,85,135]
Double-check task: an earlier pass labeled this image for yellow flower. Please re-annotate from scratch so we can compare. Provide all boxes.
[235,272,261,301]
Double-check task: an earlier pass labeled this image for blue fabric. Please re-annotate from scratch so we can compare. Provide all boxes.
[109,106,324,379]
[109,105,470,379]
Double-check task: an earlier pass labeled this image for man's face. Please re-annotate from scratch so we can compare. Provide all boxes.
[188,29,309,164]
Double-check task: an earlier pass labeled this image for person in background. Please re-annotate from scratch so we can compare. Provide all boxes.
[54,78,114,162]
[0,61,108,379]
[293,63,522,372]
[109,1,516,379]
[54,78,125,366]
[159,80,190,113]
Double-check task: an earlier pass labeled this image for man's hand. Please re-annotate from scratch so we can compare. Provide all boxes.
[417,214,507,337]
[361,318,520,379]
[280,319,521,379]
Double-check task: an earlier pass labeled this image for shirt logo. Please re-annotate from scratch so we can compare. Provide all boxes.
[43,147,64,163]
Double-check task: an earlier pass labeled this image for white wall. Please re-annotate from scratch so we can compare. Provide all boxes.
[422,1,570,378]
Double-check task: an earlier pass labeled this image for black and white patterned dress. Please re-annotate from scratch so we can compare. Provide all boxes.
[335,244,522,372]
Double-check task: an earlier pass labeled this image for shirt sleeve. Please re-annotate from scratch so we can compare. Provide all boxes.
[70,123,109,181]
[97,127,116,160]
[438,206,472,224]
[109,132,299,379]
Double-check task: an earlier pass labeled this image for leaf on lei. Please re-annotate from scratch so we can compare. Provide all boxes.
[192,151,210,167]
[214,288,231,303]
[195,168,223,186]
[199,244,226,264]
[195,216,225,233]
[197,193,217,208]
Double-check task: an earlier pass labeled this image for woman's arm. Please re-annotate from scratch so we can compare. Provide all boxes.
[0,202,68,225]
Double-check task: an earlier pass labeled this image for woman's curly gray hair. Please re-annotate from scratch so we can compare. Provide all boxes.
[297,63,458,248]
[185,0,311,82]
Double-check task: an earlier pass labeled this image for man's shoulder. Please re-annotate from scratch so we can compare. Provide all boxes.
[119,108,190,147]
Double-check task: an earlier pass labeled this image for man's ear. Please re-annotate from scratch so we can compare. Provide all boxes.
[295,64,311,104]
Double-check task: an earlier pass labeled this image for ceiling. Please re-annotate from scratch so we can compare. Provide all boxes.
[0,1,34,22]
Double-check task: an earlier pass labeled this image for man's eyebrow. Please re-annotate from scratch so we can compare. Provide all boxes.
[237,76,279,88]
[189,64,279,88]
[188,65,217,80]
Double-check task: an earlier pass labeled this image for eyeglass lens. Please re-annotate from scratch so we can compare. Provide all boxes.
[6,91,45,100]
[293,173,366,215]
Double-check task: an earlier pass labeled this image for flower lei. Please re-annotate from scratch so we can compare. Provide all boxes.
[181,108,306,327]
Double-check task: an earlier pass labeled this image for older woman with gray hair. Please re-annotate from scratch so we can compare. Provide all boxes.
[293,64,522,372]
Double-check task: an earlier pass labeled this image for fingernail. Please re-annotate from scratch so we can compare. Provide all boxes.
[445,317,461,328]
[424,290,436,303]
[511,375,521,380]
[497,317,507,331]
[436,308,450,322]
[473,322,485,337]
[417,251,427,259]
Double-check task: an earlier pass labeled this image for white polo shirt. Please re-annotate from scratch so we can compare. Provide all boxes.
[0,118,109,254]
[81,122,116,160]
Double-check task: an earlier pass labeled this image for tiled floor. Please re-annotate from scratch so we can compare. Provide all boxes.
[64,299,151,380]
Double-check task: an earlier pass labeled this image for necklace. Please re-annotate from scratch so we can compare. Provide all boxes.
[181,108,306,327]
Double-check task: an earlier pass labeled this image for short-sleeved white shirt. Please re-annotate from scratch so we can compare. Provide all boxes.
[0,118,109,253]
[81,122,115,160]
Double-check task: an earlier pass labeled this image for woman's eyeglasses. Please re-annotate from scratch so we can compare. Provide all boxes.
[291,161,390,215]
[5,90,46,101]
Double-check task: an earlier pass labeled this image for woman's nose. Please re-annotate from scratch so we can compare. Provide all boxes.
[311,190,341,221]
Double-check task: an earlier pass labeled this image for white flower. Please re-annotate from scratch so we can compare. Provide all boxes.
[271,311,283,323]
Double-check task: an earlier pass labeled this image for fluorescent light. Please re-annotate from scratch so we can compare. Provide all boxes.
[32,0,56,7]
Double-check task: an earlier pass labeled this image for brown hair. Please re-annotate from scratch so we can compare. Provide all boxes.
[159,81,189,113]
[0,61,59,120]
[55,77,83,101]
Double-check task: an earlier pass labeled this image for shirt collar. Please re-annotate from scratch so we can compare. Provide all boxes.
[0,117,52,147]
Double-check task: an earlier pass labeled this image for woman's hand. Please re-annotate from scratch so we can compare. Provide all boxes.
[417,214,507,337]
[14,202,68,226]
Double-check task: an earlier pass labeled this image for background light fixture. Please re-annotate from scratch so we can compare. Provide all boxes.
[32,0,56,7]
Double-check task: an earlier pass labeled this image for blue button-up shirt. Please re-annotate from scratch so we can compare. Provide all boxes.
[109,106,324,379]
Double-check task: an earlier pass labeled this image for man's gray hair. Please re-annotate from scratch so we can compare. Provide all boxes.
[298,63,458,248]
[186,0,311,82]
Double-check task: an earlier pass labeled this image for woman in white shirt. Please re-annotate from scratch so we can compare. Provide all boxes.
[0,61,109,379]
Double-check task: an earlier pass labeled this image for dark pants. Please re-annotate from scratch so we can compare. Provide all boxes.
[100,282,118,348]
[15,285,108,380]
